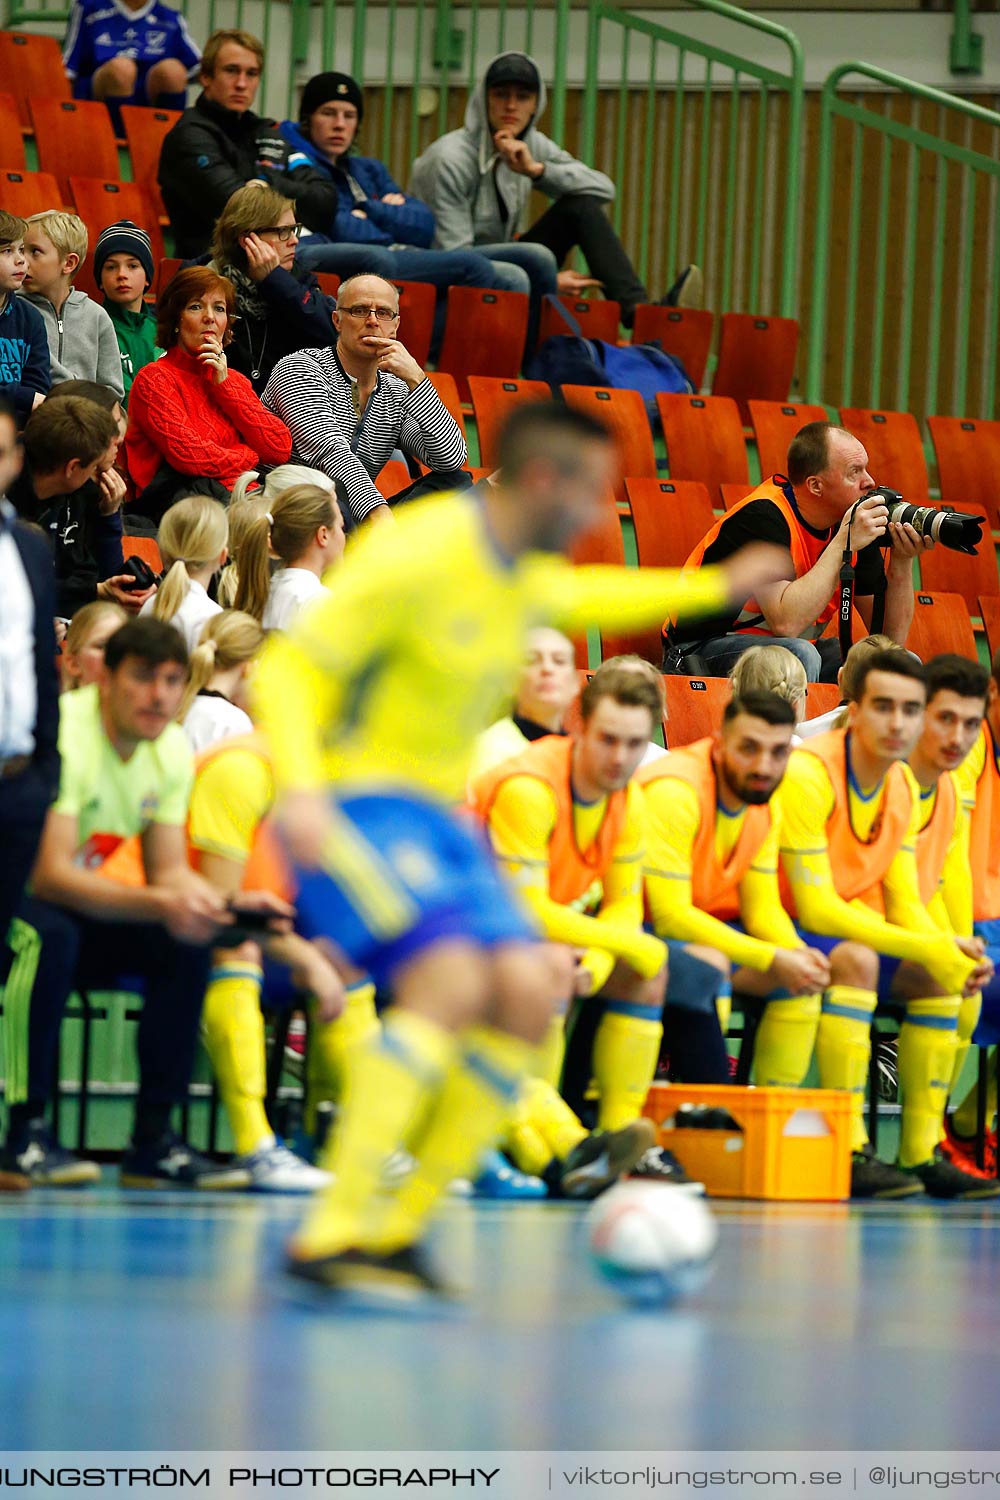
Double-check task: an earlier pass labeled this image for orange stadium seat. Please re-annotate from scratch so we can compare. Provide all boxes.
[538,295,621,347]
[0,33,71,126]
[658,393,749,505]
[631,306,713,390]
[0,92,26,170]
[712,313,800,422]
[662,675,731,747]
[122,535,163,573]
[838,406,930,501]
[625,478,714,567]
[312,271,340,299]
[720,482,755,511]
[905,591,977,661]
[805,681,842,719]
[562,385,656,508]
[393,279,435,371]
[467,376,550,470]
[154,257,183,296]
[375,460,411,500]
[749,400,829,481]
[69,178,164,298]
[436,286,529,400]
[567,489,648,662]
[120,105,180,218]
[30,98,119,199]
[979,597,1000,662]
[424,371,466,444]
[928,415,1000,530]
[918,504,999,612]
[0,168,63,220]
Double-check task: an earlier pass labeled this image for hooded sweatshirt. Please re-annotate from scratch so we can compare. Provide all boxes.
[20,288,125,399]
[0,293,51,424]
[409,51,614,251]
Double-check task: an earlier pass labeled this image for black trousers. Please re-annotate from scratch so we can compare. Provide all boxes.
[0,764,50,956]
[521,193,649,321]
[4,896,211,1143]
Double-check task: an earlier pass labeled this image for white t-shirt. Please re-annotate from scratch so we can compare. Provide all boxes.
[140,577,222,654]
[262,568,328,632]
[182,692,253,754]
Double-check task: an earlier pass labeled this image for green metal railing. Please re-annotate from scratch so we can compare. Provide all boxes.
[579,0,803,319]
[806,62,1000,421]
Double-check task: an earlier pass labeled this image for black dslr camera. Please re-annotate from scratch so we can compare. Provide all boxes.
[865,485,985,556]
[120,554,161,591]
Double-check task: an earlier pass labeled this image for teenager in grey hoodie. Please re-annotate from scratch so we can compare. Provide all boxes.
[410,51,698,330]
[20,211,125,400]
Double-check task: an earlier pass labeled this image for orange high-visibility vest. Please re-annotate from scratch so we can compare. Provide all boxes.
[469,734,629,906]
[636,736,773,920]
[915,771,957,910]
[967,724,1000,922]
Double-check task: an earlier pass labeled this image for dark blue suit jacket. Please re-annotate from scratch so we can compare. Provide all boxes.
[10,520,60,801]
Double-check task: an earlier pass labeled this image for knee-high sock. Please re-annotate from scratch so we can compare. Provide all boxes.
[200,958,269,1157]
[953,1046,998,1137]
[304,981,380,1133]
[816,986,877,1151]
[897,996,959,1168]
[949,994,982,1096]
[753,994,821,1088]
[291,1009,454,1260]
[535,1013,566,1089]
[715,979,732,1037]
[370,1025,534,1252]
[592,999,662,1132]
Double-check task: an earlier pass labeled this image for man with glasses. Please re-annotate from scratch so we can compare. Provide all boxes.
[263,273,469,529]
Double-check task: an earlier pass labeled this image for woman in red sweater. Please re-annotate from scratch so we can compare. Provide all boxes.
[124,266,292,522]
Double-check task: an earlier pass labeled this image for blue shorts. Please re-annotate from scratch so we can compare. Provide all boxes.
[796,928,900,1002]
[290,792,537,989]
[973,922,1000,1044]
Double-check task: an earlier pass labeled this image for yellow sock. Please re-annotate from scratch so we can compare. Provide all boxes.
[716,981,732,1036]
[949,994,982,1097]
[753,994,821,1088]
[592,1001,662,1132]
[370,1025,534,1253]
[535,1013,566,1089]
[897,996,959,1168]
[815,986,876,1151]
[304,981,380,1133]
[292,1009,454,1260]
[953,1047,998,1137]
[505,1091,554,1177]
[200,958,271,1157]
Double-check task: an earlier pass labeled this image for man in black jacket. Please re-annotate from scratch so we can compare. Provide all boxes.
[158,29,341,259]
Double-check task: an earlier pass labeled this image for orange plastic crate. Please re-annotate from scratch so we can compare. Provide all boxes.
[642,1082,852,1201]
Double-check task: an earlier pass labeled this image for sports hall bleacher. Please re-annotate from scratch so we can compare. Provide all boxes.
[3,0,1000,1461]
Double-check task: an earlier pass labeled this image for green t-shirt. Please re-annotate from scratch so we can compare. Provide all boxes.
[54,685,194,869]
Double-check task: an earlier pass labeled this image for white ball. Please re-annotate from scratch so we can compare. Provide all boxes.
[587,1181,718,1307]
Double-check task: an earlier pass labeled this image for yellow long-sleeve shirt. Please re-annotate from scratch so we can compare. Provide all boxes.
[254,492,730,804]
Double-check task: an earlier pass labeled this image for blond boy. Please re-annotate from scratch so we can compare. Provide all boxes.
[20,212,124,398]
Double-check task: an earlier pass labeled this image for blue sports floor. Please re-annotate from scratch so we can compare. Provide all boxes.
[1,1185,998,1451]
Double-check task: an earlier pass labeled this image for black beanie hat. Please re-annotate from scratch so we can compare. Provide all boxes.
[93,219,154,289]
[299,71,364,125]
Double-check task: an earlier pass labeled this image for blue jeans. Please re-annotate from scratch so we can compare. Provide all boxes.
[294,238,529,293]
[683,633,842,684]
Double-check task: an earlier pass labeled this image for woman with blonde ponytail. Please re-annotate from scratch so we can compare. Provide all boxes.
[234,482,345,629]
[139,494,229,651]
[179,609,265,752]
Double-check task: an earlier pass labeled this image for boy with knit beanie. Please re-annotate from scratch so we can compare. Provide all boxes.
[95,220,163,405]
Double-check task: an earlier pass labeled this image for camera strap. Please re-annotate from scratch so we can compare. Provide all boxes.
[839,501,860,661]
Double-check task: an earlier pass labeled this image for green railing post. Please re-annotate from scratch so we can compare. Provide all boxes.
[289,0,311,69]
[352,0,367,85]
[550,0,571,142]
[950,0,984,77]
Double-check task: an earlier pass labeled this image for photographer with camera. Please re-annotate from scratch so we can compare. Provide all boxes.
[664,422,933,683]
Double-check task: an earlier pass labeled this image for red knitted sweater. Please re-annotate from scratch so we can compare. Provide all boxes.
[123,345,291,494]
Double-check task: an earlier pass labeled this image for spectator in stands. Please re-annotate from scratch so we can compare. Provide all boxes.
[0,396,60,1031]
[123,266,291,521]
[157,29,346,261]
[20,213,124,399]
[139,494,227,652]
[279,70,532,311]
[95,221,162,405]
[664,422,931,683]
[0,616,275,1189]
[235,483,345,630]
[220,463,335,604]
[728,643,807,725]
[60,600,128,690]
[263,273,467,529]
[410,51,699,334]
[178,608,262,752]
[0,211,50,426]
[469,625,578,782]
[208,183,337,395]
[62,0,200,127]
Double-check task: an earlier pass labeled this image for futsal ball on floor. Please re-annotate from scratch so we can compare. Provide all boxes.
[588,1181,718,1307]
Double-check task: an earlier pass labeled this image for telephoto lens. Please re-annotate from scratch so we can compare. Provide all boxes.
[865,485,986,555]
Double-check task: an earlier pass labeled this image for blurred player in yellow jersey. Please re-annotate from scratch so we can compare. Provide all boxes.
[778,650,996,1200]
[253,401,782,1305]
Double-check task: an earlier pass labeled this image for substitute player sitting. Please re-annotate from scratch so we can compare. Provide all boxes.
[253,400,781,1304]
[779,649,995,1199]
[639,691,830,1089]
[471,660,670,1189]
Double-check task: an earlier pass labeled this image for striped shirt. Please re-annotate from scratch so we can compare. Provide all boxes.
[262,347,467,524]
